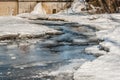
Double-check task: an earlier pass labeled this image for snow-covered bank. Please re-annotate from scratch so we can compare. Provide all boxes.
[84,14,120,55]
[74,25,120,80]
[0,16,61,40]
[74,54,120,80]
[18,13,120,30]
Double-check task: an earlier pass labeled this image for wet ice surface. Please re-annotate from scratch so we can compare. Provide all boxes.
[0,20,97,80]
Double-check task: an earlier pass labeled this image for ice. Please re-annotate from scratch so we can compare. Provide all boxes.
[11,56,16,60]
[73,39,89,44]
[14,62,47,69]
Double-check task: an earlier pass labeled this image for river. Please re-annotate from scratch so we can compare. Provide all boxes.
[0,19,98,80]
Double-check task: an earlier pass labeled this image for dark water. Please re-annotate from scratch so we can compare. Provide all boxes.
[0,20,97,80]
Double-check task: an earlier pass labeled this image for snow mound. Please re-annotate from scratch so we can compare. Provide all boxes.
[31,3,46,15]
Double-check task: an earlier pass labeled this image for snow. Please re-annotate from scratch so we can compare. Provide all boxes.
[73,38,89,44]
[96,26,120,55]
[69,0,86,13]
[19,13,120,30]
[57,0,88,15]
[85,45,107,57]
[0,16,61,40]
[31,3,46,15]
[74,54,120,80]
[49,59,87,76]
[11,56,16,60]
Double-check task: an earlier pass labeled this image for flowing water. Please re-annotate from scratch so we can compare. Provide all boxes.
[0,20,98,80]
